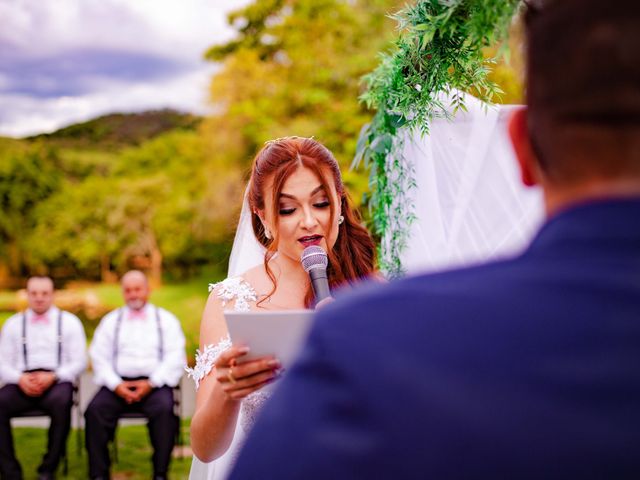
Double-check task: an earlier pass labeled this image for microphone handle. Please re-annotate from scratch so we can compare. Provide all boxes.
[308,268,331,304]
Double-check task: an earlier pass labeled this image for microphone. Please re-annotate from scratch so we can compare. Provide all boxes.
[301,245,332,305]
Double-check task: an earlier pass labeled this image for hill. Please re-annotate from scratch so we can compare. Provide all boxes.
[26,109,202,149]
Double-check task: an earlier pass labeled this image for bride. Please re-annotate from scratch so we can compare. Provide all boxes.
[186,136,377,479]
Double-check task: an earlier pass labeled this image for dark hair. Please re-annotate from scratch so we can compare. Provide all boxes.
[248,137,376,307]
[524,0,640,183]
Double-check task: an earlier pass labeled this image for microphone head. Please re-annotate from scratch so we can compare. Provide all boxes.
[301,245,328,273]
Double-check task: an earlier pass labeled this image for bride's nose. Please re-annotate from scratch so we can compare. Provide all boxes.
[300,206,319,230]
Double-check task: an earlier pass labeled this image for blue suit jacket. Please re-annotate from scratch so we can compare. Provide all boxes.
[230,199,640,479]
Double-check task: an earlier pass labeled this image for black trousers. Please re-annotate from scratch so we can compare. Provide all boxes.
[84,385,177,478]
[0,381,73,480]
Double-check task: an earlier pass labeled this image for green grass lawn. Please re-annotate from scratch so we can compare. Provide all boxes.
[0,290,17,326]
[0,290,16,306]
[13,420,192,479]
[0,310,12,325]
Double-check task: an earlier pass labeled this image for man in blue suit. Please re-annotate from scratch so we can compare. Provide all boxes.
[230,0,640,478]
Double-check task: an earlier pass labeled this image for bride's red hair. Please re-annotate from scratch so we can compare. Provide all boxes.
[247,137,376,307]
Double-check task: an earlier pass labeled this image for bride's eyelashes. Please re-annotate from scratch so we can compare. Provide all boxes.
[278,200,331,216]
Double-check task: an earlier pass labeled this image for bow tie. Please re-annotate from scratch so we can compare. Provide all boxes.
[127,309,146,320]
[31,313,49,324]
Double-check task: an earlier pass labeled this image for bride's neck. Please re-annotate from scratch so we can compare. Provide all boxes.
[270,253,308,286]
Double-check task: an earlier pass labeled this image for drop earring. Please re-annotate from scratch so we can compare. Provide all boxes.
[338,215,344,225]
[264,226,272,239]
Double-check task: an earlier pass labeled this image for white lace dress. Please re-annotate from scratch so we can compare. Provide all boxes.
[186,277,271,480]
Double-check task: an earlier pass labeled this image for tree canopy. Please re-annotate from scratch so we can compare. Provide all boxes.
[0,0,404,286]
[0,0,524,287]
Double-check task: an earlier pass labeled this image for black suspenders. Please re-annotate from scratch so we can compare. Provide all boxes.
[57,310,62,363]
[21,310,63,370]
[113,306,164,373]
[113,308,123,371]
[155,306,164,360]
[21,313,27,368]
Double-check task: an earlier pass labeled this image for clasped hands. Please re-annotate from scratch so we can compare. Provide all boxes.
[18,371,57,397]
[115,379,153,404]
[215,346,281,400]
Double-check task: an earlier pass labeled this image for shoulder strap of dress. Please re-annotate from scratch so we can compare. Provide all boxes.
[210,277,258,312]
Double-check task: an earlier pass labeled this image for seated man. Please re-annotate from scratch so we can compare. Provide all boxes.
[85,270,186,480]
[0,276,87,480]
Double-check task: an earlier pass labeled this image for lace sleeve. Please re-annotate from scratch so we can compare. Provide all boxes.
[185,336,232,390]
[185,277,258,390]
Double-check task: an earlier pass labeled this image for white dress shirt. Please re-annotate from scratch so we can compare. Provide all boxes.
[89,303,186,390]
[0,306,87,384]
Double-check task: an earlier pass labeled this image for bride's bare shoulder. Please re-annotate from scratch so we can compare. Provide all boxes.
[238,264,272,293]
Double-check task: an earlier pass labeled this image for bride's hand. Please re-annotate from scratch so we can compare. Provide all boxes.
[214,346,281,400]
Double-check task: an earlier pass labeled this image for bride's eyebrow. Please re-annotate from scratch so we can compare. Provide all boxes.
[279,185,325,200]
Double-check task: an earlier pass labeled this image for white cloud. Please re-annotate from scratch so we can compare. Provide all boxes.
[0,0,251,59]
[0,0,252,137]
[0,63,221,137]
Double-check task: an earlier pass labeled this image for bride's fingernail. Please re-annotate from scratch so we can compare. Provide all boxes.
[239,347,250,354]
[267,359,280,368]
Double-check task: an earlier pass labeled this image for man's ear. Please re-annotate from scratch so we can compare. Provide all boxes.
[508,107,539,187]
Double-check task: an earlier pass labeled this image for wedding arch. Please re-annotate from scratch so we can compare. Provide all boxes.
[355,0,543,277]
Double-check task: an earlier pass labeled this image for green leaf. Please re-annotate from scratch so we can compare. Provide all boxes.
[369,133,393,154]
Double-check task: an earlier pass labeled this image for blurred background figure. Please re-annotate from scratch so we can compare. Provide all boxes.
[84,270,186,480]
[0,276,87,480]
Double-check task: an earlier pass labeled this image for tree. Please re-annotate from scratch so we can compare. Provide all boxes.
[0,139,61,280]
[6,1,453,284]
[25,129,243,283]
[201,0,404,204]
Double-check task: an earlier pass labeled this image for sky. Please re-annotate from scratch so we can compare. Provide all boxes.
[0,0,251,137]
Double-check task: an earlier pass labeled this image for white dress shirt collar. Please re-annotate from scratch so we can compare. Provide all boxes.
[26,305,59,319]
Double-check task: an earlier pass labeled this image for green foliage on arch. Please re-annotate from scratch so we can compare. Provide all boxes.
[355,0,522,277]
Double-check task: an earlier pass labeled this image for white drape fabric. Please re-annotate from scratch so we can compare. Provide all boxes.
[227,189,266,278]
[399,92,544,275]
